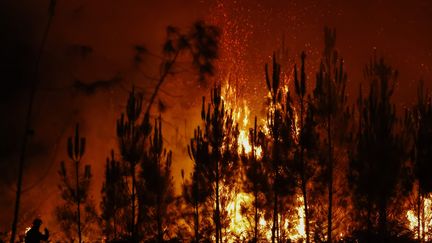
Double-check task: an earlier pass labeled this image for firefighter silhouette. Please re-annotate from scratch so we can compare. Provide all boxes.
[24,218,49,243]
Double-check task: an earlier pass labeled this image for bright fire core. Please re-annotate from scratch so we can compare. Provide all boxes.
[221,82,306,242]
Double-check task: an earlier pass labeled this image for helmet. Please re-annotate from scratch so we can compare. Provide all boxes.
[32,218,42,226]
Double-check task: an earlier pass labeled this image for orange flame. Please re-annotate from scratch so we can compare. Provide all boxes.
[221,82,306,241]
[406,194,432,241]
[221,83,262,159]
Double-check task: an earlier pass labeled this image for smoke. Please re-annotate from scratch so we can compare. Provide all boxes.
[0,0,210,232]
[1,0,431,234]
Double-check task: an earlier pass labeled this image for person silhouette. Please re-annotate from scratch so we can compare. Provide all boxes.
[24,218,49,243]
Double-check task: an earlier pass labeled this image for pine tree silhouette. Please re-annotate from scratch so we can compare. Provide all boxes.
[293,51,313,243]
[349,57,404,240]
[405,81,432,242]
[107,21,220,242]
[264,55,297,242]
[185,124,212,242]
[101,150,130,241]
[311,27,351,242]
[188,85,239,243]
[145,21,220,116]
[241,117,268,242]
[116,88,151,242]
[56,123,98,242]
[140,117,175,242]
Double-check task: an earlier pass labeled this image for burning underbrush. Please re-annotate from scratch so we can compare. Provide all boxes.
[7,57,432,242]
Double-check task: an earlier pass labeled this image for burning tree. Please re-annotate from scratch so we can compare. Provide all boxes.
[292,51,317,243]
[240,117,268,242]
[405,81,432,242]
[263,55,298,242]
[56,124,99,242]
[187,85,240,243]
[16,16,432,242]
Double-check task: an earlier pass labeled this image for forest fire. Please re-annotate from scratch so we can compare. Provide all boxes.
[226,192,252,239]
[3,0,432,243]
[406,194,432,241]
[225,193,306,241]
[221,84,263,158]
[220,78,311,241]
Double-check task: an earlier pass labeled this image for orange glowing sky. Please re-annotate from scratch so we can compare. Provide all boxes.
[1,0,432,232]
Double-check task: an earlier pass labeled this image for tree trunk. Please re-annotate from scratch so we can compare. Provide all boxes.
[194,200,200,243]
[113,210,118,241]
[215,159,221,243]
[378,198,387,239]
[76,161,82,243]
[417,183,421,242]
[272,141,280,243]
[327,79,333,243]
[131,165,136,242]
[157,160,163,243]
[254,185,258,243]
[272,180,278,243]
[300,98,310,243]
[253,138,259,243]
[301,179,310,243]
[367,198,372,241]
[421,193,425,242]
